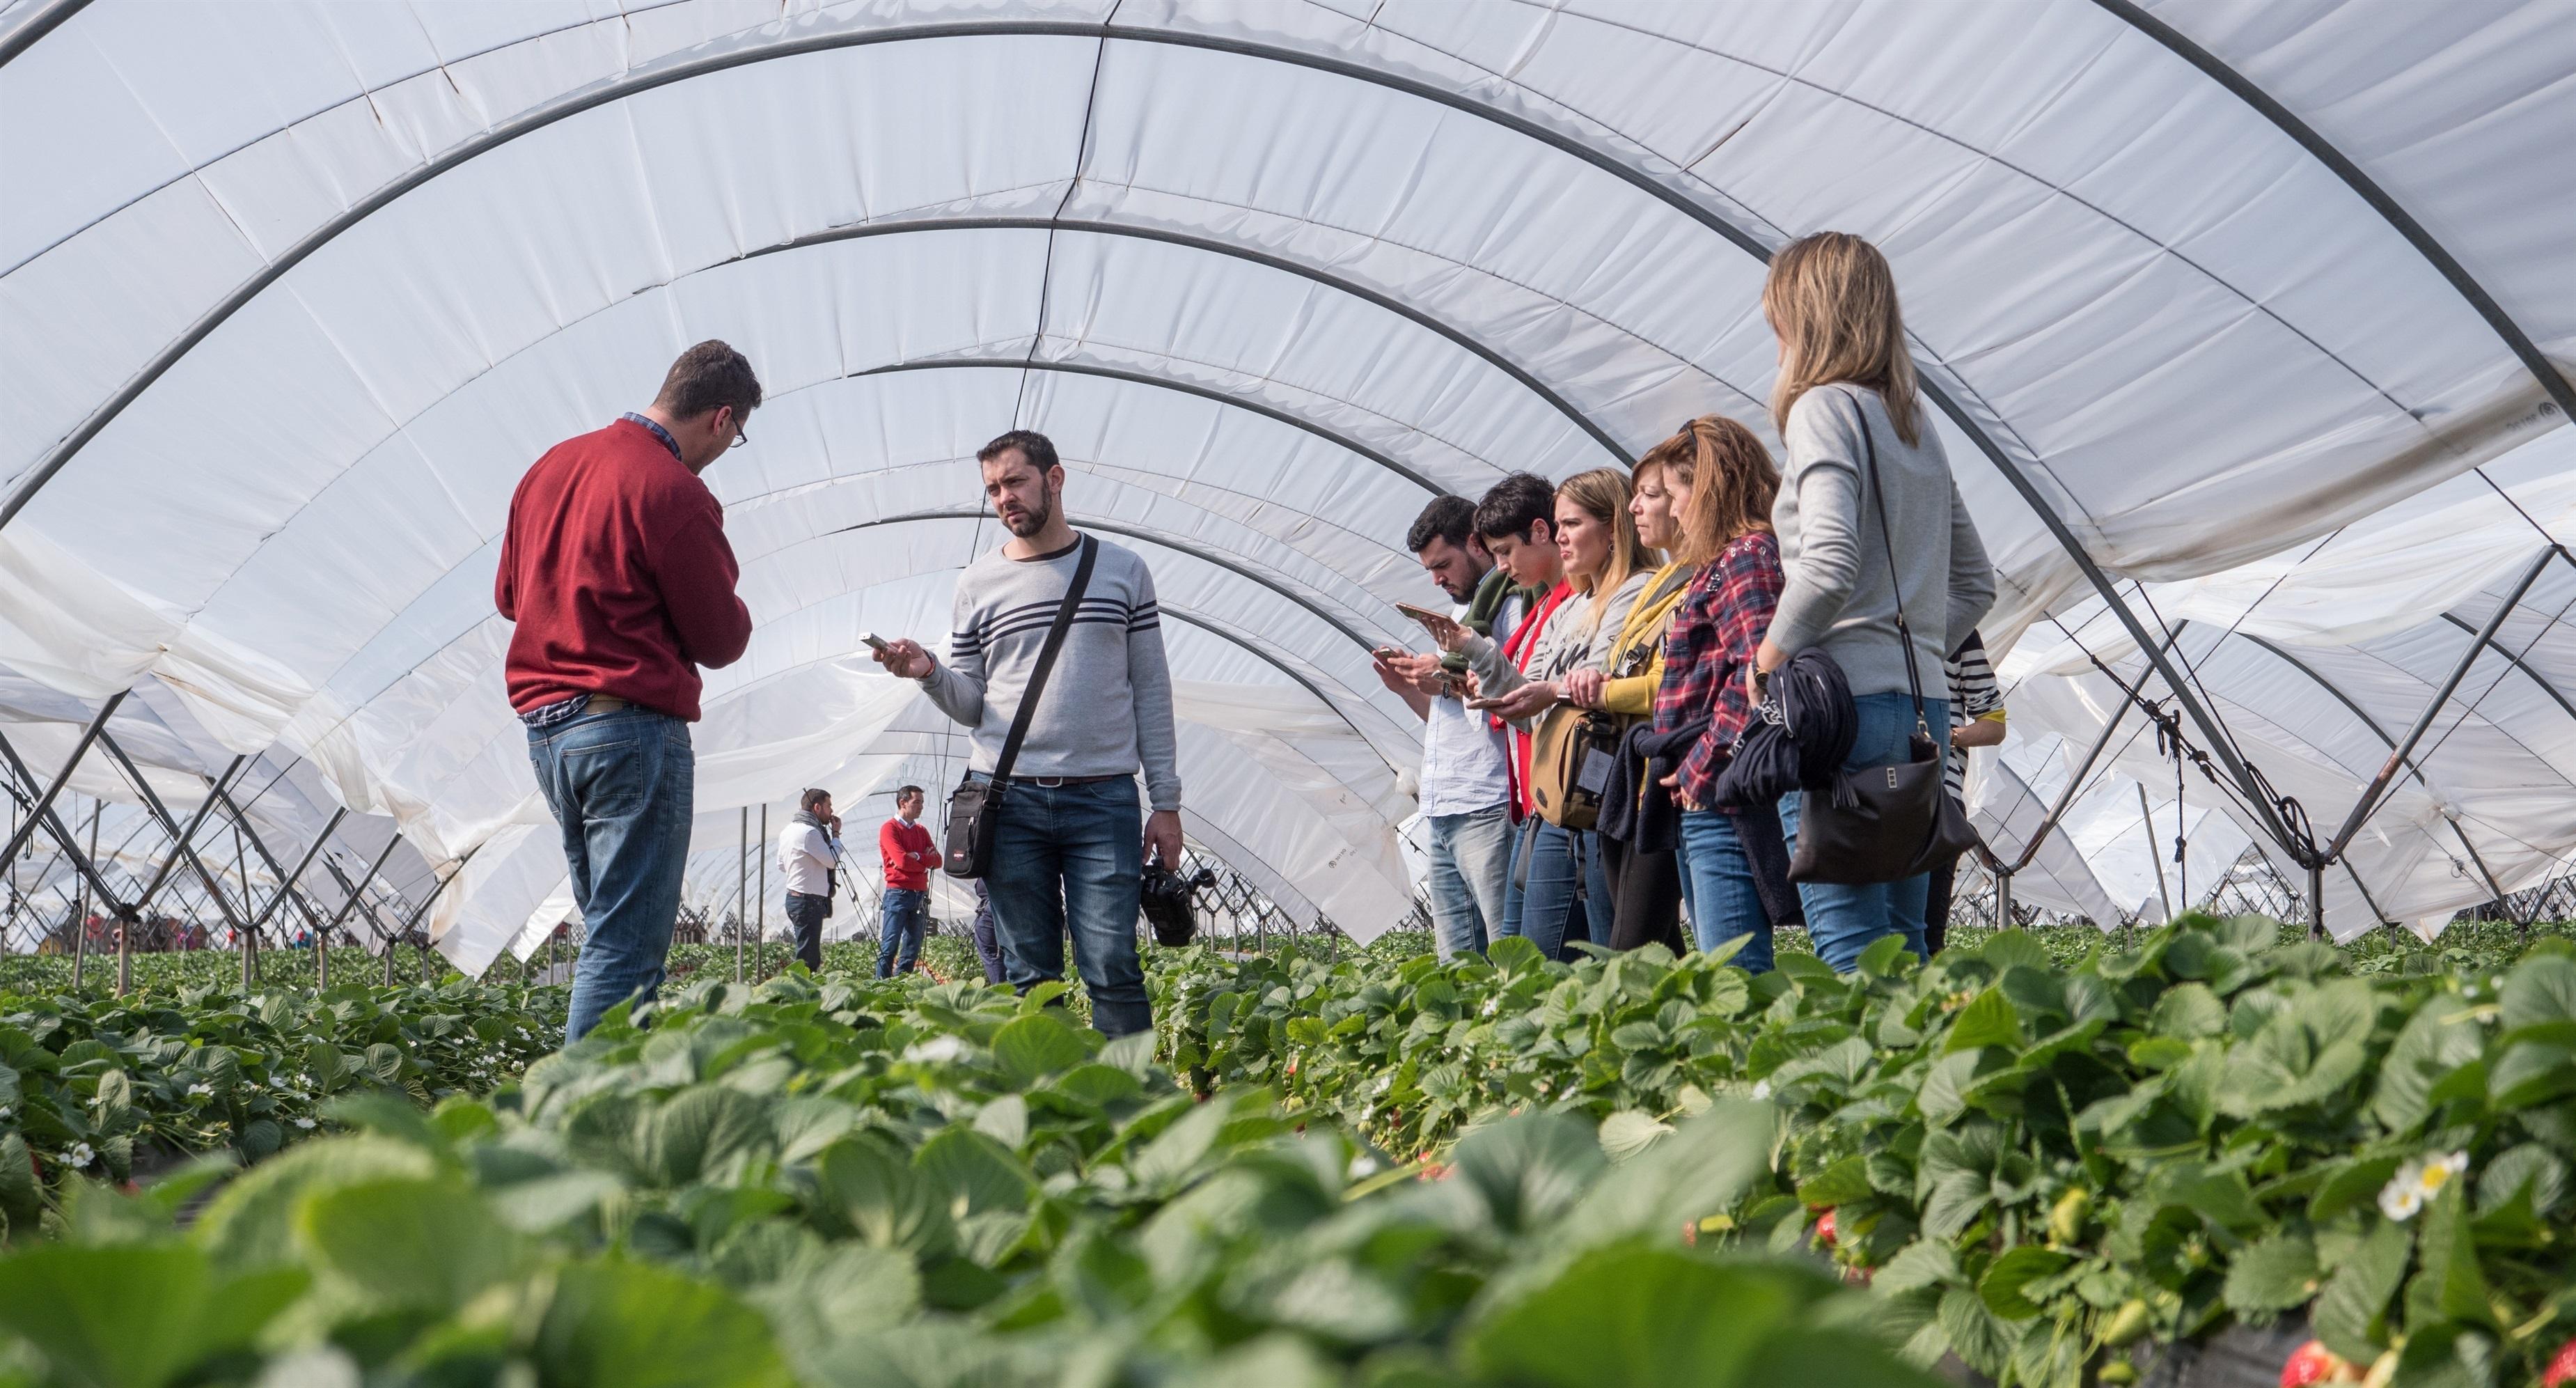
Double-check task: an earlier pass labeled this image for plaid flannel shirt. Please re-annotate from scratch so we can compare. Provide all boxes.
[1651,531,1785,809]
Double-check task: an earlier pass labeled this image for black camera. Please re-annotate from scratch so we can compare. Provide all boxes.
[1140,865,1216,947]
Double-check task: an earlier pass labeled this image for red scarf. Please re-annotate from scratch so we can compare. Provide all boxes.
[1497,582,1571,820]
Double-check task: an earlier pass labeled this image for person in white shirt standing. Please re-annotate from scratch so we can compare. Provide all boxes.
[1376,497,1522,960]
[776,788,842,972]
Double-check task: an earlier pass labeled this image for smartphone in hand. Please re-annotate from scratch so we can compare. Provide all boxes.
[861,632,891,655]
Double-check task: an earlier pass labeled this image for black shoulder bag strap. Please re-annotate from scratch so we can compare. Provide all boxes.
[943,534,1100,879]
[992,533,1100,783]
[1847,387,1933,744]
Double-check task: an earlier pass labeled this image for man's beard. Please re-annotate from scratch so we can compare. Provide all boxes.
[1000,493,1053,537]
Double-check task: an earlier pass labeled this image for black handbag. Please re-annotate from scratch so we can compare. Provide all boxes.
[942,535,1099,880]
[1787,393,1983,886]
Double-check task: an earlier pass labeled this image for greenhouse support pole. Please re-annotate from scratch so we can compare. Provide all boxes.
[757,802,769,981]
[2139,783,2174,923]
[70,802,91,993]
[1994,866,2013,934]
[2307,861,2327,943]
[0,689,124,864]
[2325,547,2553,863]
[0,735,136,944]
[737,808,748,984]
[95,745,249,928]
[315,829,400,990]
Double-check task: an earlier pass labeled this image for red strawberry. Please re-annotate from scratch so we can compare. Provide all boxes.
[1816,1208,1837,1247]
[2540,1336,2576,1388]
[2280,1341,2359,1386]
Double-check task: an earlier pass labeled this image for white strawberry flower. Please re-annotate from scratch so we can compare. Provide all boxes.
[64,1142,95,1168]
[293,1117,317,1130]
[187,1083,214,1098]
[2378,1151,2469,1222]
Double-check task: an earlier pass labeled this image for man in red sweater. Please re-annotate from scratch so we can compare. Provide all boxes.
[877,785,937,976]
[496,341,760,1041]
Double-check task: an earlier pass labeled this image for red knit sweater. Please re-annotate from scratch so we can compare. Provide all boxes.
[881,818,936,891]
[495,419,752,721]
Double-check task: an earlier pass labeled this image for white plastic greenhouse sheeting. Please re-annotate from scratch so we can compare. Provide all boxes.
[1,1,2570,964]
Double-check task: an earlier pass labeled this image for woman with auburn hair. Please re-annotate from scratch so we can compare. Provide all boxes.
[1562,437,1699,952]
[1441,467,1655,958]
[1649,416,1798,970]
[1750,231,1995,970]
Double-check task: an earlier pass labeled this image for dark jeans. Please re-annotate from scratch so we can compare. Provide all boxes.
[1777,692,1950,972]
[877,887,926,977]
[970,900,1007,984]
[526,704,694,1043]
[784,891,828,972]
[983,776,1150,1037]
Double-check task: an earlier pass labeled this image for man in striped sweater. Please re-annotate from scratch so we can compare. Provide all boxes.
[869,430,1181,1037]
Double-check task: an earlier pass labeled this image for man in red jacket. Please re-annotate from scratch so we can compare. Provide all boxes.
[876,785,936,977]
[496,341,760,1041]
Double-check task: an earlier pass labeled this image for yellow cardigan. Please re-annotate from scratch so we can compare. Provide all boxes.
[1600,561,1695,717]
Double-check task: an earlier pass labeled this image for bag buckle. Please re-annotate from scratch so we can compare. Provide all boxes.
[1885,767,1900,790]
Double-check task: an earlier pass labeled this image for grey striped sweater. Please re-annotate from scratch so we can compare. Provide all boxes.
[918,533,1183,811]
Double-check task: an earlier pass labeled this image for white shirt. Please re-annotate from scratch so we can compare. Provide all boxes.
[776,819,842,898]
[1417,591,1517,818]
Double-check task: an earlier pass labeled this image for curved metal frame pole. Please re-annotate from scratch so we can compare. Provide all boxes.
[2091,0,2576,423]
[2242,632,2521,911]
[828,508,1386,655]
[0,17,2294,861]
[846,351,1446,493]
[2325,547,2557,859]
[2437,607,2576,724]
[0,689,125,864]
[317,831,405,981]
[0,733,132,925]
[0,0,92,68]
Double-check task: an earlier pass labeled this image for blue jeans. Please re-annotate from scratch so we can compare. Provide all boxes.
[876,887,926,976]
[784,891,828,972]
[970,904,1007,984]
[526,705,694,1043]
[1500,818,1599,960]
[983,777,1151,1037]
[1678,808,1772,973]
[1778,692,1950,972]
[1424,806,1510,959]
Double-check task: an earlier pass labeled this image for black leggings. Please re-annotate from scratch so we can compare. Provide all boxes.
[1924,856,1958,956]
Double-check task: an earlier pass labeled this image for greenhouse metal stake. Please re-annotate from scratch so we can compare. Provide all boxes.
[70,806,88,994]
[737,808,748,984]
[2140,783,2174,923]
[0,689,123,865]
[758,803,769,981]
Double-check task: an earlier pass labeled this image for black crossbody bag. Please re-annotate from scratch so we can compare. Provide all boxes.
[1787,393,1983,885]
[943,535,1099,880]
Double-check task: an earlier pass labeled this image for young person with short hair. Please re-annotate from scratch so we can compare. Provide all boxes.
[498,340,760,1042]
[877,785,935,976]
[1425,469,1655,958]
[778,786,843,972]
[1377,496,1523,960]
[867,431,1179,1038]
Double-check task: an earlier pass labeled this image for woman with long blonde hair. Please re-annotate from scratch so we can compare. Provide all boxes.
[1749,232,1995,971]
[1441,467,1656,957]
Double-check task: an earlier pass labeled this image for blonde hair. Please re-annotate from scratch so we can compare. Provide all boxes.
[1764,231,1922,446]
[1555,467,1655,634]
[1641,415,1780,567]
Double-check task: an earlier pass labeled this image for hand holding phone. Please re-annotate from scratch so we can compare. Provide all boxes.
[861,632,891,654]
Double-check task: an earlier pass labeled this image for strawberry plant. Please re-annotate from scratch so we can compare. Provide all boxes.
[0,969,1939,1387]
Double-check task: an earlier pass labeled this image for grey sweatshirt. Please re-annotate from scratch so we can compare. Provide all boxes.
[1457,569,1651,732]
[1768,386,1995,699]
[918,533,1183,811]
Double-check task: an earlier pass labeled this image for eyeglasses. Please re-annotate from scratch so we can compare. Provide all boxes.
[728,416,749,449]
